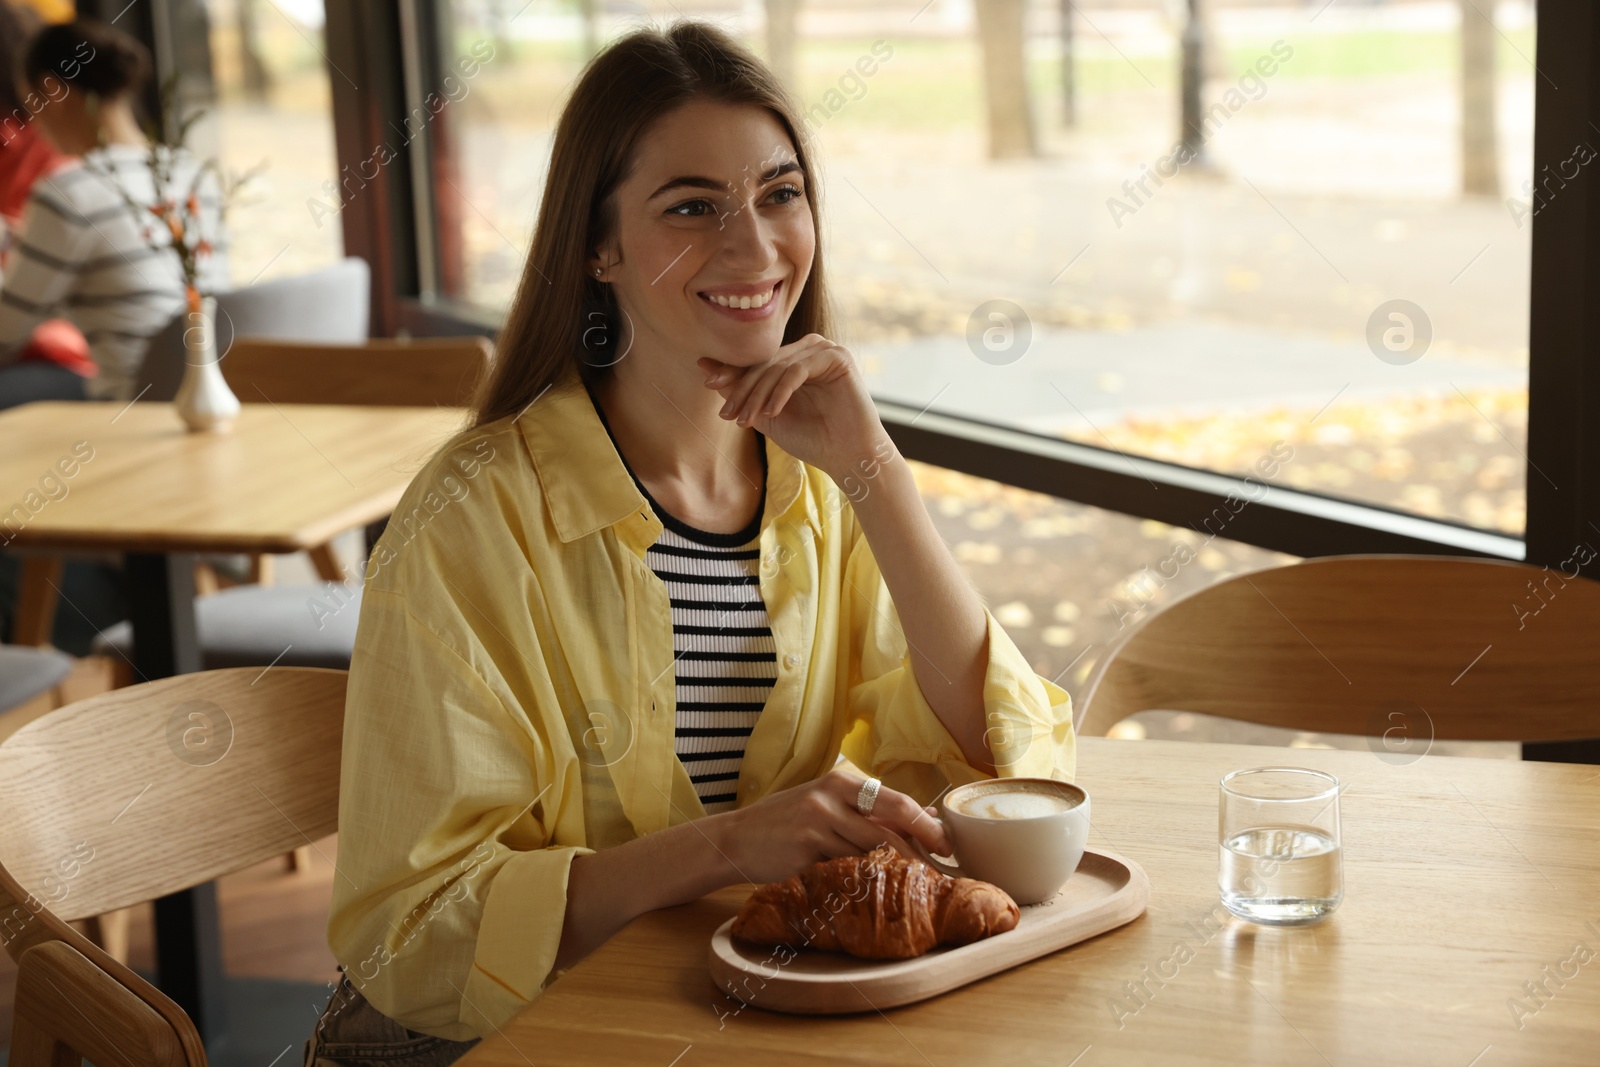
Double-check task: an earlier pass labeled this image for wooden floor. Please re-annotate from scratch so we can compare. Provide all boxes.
[0,833,343,1047]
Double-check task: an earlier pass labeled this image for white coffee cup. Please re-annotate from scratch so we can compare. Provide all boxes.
[913,777,1090,905]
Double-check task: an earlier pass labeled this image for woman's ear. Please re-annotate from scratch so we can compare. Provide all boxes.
[589,244,620,283]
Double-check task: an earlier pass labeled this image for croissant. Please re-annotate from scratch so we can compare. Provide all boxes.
[731,845,1020,959]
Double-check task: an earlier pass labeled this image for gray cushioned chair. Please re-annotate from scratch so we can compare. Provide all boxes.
[135,256,371,401]
[0,645,72,715]
[97,582,362,672]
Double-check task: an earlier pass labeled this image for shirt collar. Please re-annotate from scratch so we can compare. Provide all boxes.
[517,366,820,545]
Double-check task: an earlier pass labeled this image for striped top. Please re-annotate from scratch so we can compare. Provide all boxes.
[0,142,229,401]
[588,388,776,814]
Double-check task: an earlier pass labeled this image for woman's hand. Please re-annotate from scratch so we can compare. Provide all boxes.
[710,768,952,886]
[697,334,889,484]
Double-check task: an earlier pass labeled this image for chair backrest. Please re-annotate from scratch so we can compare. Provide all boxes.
[137,257,372,402]
[0,667,345,1066]
[8,938,199,1067]
[220,336,493,407]
[1077,555,1600,743]
[0,667,347,922]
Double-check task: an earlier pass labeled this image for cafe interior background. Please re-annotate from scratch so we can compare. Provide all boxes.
[2,0,1597,1061]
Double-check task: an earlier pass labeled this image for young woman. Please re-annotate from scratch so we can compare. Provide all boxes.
[310,20,1074,1061]
[0,19,227,409]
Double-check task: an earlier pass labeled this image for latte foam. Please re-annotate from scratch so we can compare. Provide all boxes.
[948,781,1083,820]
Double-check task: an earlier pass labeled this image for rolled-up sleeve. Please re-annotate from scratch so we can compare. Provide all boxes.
[836,516,1076,803]
[330,585,592,1041]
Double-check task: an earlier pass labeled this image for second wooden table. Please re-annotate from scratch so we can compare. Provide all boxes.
[0,399,467,1043]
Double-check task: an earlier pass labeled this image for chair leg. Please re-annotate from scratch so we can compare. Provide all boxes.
[108,655,137,690]
[193,560,221,597]
[249,553,275,586]
[286,845,313,872]
[82,908,131,965]
[8,1011,79,1067]
[308,543,344,583]
[14,556,64,647]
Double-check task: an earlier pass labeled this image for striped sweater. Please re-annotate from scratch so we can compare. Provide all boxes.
[0,141,229,401]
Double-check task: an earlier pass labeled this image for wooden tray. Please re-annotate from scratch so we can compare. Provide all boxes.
[708,848,1150,1014]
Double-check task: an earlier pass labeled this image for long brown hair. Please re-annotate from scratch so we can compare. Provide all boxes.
[472,20,832,428]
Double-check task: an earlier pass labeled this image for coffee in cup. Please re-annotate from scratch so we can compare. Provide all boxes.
[945,780,1084,821]
[915,778,1090,905]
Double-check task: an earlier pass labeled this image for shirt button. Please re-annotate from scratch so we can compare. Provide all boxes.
[783,653,801,669]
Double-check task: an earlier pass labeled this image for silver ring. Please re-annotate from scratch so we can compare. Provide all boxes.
[856,777,881,817]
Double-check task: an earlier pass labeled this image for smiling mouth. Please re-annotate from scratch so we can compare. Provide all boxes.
[698,280,782,311]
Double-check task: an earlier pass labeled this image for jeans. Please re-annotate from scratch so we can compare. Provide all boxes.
[0,360,88,411]
[303,970,480,1067]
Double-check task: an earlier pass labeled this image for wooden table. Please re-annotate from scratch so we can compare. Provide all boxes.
[465,738,1600,1067]
[0,400,465,1043]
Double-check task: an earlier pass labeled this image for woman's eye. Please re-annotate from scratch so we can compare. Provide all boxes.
[666,199,717,218]
[769,185,804,206]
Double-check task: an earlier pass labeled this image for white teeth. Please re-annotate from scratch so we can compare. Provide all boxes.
[707,286,775,309]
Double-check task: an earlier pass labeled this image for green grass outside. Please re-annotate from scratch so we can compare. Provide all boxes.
[445,25,1538,134]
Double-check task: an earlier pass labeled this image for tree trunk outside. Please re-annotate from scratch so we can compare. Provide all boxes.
[1059,0,1075,127]
[237,0,272,102]
[1180,0,1209,165]
[1460,0,1500,196]
[766,0,802,95]
[976,0,1038,159]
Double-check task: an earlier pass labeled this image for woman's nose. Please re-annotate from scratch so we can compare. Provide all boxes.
[715,200,781,269]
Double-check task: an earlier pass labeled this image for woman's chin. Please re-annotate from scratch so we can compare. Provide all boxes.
[701,336,785,368]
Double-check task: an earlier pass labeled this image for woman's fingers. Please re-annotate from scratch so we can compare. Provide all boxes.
[730,360,787,424]
[819,829,867,862]
[832,808,917,858]
[719,359,778,421]
[871,788,953,856]
[761,361,811,419]
[741,358,807,425]
[825,773,953,857]
[700,336,848,424]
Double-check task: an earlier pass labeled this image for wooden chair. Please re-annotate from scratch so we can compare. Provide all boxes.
[1077,555,1600,761]
[220,336,492,408]
[222,336,493,583]
[0,667,347,1064]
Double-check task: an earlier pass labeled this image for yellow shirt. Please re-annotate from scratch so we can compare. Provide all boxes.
[329,366,1076,1039]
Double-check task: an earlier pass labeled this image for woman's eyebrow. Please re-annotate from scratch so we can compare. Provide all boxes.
[648,175,725,200]
[648,160,806,201]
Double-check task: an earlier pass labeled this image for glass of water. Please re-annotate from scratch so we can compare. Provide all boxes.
[1219,767,1343,926]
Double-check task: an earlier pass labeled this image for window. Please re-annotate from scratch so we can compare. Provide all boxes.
[429,1,595,309]
[422,1,1536,542]
[173,0,344,287]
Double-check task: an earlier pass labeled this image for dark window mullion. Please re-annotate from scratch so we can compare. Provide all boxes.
[1527,0,1600,574]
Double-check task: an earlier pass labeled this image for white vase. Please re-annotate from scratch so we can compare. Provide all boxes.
[174,293,240,433]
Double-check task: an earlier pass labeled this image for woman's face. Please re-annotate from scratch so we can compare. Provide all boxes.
[597,98,816,372]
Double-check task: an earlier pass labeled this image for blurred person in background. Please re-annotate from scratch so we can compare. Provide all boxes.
[0,17,227,410]
[0,0,93,388]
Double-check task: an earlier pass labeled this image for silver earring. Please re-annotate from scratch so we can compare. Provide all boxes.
[594,268,602,277]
